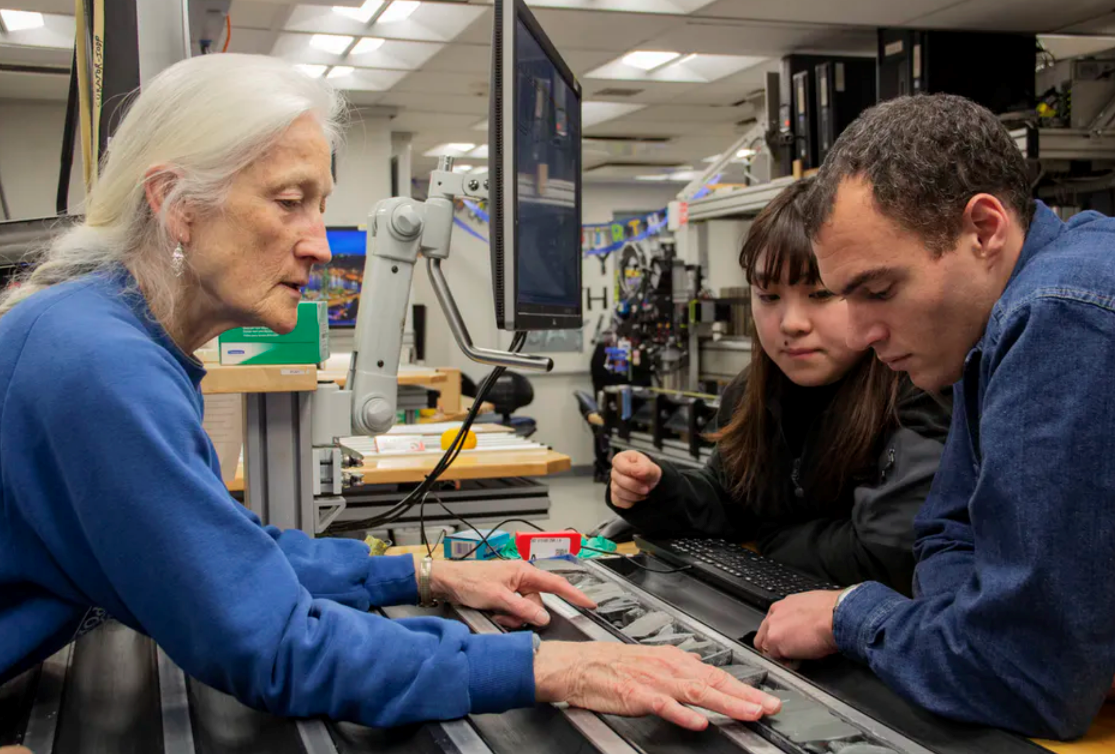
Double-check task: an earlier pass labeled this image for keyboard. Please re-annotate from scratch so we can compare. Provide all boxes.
[634,536,840,610]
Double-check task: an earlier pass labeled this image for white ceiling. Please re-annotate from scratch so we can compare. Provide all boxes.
[1,0,1115,182]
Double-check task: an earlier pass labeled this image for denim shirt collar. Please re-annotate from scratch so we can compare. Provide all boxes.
[968,201,1063,360]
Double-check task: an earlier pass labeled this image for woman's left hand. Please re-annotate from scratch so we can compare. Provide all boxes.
[429,558,597,629]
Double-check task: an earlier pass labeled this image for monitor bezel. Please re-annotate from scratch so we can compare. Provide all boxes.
[491,0,584,332]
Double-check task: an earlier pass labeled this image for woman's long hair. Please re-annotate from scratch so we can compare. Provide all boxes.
[0,54,346,330]
[709,178,901,511]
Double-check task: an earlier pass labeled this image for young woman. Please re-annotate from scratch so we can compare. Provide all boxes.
[607,179,951,595]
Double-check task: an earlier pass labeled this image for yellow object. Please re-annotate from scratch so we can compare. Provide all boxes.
[364,535,391,556]
[419,408,438,417]
[441,428,478,451]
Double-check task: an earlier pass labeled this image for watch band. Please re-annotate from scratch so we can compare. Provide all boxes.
[419,556,438,607]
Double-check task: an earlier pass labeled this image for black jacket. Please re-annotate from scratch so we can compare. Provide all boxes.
[607,374,951,595]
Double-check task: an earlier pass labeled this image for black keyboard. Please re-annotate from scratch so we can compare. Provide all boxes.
[634,536,839,610]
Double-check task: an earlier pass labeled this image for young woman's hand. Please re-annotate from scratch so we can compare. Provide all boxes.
[609,451,663,508]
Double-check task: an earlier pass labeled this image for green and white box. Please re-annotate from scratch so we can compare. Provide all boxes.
[219,301,329,365]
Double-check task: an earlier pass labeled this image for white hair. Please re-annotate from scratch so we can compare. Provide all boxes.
[0,53,346,322]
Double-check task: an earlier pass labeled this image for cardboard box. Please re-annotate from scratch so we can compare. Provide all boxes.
[443,529,511,560]
[219,301,329,365]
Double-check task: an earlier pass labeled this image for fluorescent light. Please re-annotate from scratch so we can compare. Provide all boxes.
[635,174,669,181]
[452,164,474,173]
[295,64,327,78]
[328,66,355,78]
[0,9,44,31]
[444,142,475,153]
[351,37,385,55]
[377,0,419,23]
[468,144,489,158]
[676,53,699,65]
[667,170,700,182]
[702,154,721,163]
[332,1,383,23]
[621,50,679,71]
[310,34,354,54]
[735,148,757,159]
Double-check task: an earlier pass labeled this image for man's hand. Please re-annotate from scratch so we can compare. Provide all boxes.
[610,450,663,508]
[754,590,842,662]
[535,641,782,730]
[428,558,596,629]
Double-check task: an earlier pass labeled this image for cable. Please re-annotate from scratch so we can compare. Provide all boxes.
[222,14,231,53]
[330,332,528,534]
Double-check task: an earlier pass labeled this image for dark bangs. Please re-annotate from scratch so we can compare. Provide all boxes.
[740,177,819,288]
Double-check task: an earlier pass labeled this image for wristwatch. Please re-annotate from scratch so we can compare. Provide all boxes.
[419,556,439,608]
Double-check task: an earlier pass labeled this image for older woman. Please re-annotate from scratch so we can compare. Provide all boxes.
[0,53,779,730]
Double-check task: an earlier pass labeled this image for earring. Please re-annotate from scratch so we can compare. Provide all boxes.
[171,241,186,278]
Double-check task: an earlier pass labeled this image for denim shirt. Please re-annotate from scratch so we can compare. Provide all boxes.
[832,202,1115,740]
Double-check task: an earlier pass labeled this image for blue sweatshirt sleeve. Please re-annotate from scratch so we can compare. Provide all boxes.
[833,296,1115,740]
[259,524,419,608]
[4,324,534,726]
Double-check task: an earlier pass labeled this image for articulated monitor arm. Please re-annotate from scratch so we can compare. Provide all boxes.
[343,164,553,438]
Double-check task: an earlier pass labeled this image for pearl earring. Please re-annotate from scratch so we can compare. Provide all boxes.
[171,241,186,278]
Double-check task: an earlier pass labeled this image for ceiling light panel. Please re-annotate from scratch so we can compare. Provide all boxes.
[0,11,74,48]
[325,67,408,91]
[332,0,383,23]
[0,9,43,31]
[295,64,328,78]
[350,37,385,55]
[271,33,445,70]
[310,33,354,53]
[621,50,680,70]
[587,53,767,84]
[287,2,485,43]
[377,1,420,24]
[423,143,476,157]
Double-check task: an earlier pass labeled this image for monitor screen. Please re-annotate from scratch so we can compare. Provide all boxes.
[490,0,582,331]
[514,14,581,316]
[301,227,366,327]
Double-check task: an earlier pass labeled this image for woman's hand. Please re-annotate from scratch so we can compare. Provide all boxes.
[609,451,663,508]
[535,641,782,730]
[429,558,597,629]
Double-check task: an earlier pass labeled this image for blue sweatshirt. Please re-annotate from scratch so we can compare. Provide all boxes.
[832,203,1115,740]
[0,269,535,726]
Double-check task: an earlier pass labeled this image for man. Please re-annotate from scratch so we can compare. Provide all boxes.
[752,93,1115,740]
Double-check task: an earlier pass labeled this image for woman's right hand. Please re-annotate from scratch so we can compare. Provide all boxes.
[609,451,663,508]
[534,640,781,730]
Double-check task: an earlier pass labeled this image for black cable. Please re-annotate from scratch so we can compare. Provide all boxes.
[334,332,528,535]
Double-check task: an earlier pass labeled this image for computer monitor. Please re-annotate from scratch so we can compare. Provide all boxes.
[301,226,366,327]
[490,0,583,331]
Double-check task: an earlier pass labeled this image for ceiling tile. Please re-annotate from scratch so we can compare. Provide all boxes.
[375,90,489,115]
[586,53,766,84]
[229,0,285,30]
[388,69,490,96]
[908,0,1115,32]
[457,7,681,50]
[227,27,280,55]
[420,43,491,73]
[695,0,959,26]
[271,33,444,69]
[639,19,876,57]
[329,67,409,91]
[285,2,485,42]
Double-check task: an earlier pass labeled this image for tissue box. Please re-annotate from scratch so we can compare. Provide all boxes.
[443,529,511,560]
[219,301,329,365]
